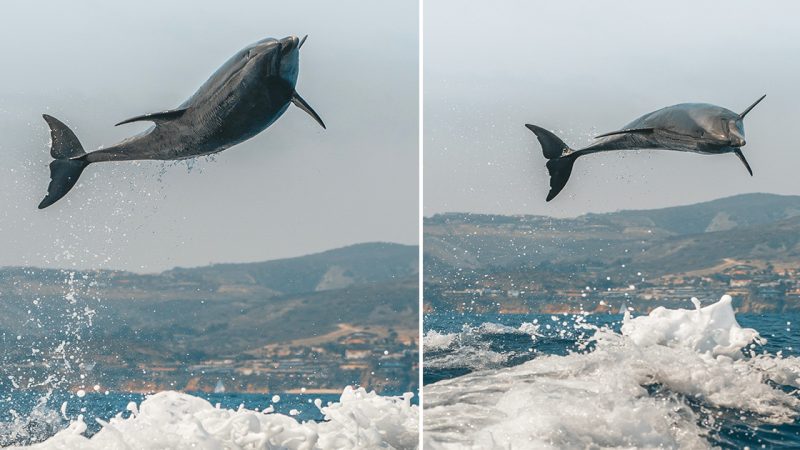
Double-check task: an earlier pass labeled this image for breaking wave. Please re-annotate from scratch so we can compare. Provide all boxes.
[8,387,418,450]
[423,321,539,372]
[424,296,800,449]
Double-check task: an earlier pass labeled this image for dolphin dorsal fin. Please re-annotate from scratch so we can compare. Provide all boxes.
[115,108,189,127]
[291,92,326,129]
[594,127,655,139]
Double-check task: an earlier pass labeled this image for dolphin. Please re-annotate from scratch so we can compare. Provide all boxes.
[525,95,766,201]
[38,35,324,209]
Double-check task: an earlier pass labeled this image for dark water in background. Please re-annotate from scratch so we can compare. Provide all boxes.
[424,311,800,449]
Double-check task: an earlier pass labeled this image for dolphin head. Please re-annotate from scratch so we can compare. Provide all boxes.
[727,94,766,147]
[697,102,762,148]
[717,95,765,176]
[726,118,746,147]
[242,35,304,87]
[714,95,766,148]
[276,35,303,84]
[687,107,745,148]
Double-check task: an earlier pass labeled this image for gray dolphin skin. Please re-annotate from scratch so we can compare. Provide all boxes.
[38,35,325,209]
[526,95,766,202]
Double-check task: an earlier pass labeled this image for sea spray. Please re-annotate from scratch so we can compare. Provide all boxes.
[10,387,419,450]
[424,296,800,449]
[0,154,191,445]
[620,295,763,358]
[423,322,539,372]
[0,268,105,445]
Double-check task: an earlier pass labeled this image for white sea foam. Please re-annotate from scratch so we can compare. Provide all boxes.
[422,330,458,351]
[474,322,538,336]
[424,296,800,449]
[620,295,762,358]
[11,387,418,450]
[0,396,63,448]
[423,322,538,371]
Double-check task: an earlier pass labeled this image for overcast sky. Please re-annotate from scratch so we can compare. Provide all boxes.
[0,0,418,272]
[424,0,800,218]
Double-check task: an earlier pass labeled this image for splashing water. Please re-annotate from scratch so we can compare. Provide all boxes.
[424,296,800,449]
[0,395,63,447]
[423,322,539,375]
[7,387,418,449]
[2,269,102,395]
[0,145,225,446]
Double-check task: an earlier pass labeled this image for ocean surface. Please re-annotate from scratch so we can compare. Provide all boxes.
[424,297,800,449]
[1,388,418,448]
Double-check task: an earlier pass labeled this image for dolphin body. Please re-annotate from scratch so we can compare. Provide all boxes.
[39,35,324,209]
[526,95,766,202]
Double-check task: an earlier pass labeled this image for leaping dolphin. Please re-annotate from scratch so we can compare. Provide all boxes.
[38,35,325,209]
[526,95,766,202]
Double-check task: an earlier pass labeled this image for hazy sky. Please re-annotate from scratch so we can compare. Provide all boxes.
[0,0,418,272]
[424,0,800,218]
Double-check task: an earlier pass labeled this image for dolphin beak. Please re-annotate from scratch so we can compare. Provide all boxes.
[299,35,308,49]
[279,36,301,55]
[730,130,746,147]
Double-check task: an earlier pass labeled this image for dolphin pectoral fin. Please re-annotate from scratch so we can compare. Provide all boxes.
[291,92,326,129]
[594,128,655,139]
[739,94,766,120]
[733,148,753,176]
[115,108,189,126]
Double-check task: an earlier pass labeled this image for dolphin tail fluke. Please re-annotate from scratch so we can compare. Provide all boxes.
[38,115,90,209]
[525,124,573,159]
[525,124,578,201]
[545,154,578,202]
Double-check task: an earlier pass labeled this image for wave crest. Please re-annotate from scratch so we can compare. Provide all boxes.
[12,387,418,450]
[424,296,800,449]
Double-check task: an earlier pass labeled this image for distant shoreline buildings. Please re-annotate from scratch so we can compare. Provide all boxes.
[426,263,800,315]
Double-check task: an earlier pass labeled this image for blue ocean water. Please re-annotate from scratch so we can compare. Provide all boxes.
[424,311,800,449]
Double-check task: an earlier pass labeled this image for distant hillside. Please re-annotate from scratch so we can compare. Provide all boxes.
[0,242,418,355]
[164,242,419,295]
[630,215,800,274]
[99,279,418,361]
[0,242,417,302]
[591,193,800,235]
[425,193,800,279]
[0,242,419,393]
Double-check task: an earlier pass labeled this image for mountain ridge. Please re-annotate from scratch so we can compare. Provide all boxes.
[1,244,418,352]
[1,242,418,299]
[425,193,800,277]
